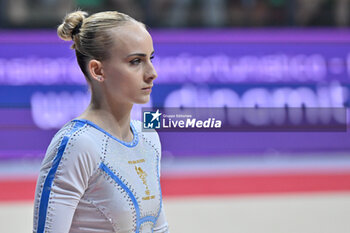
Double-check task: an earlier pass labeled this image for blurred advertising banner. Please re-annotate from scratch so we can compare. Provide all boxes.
[141,107,346,132]
[0,29,350,159]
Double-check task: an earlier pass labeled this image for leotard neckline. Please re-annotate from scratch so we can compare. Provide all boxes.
[72,119,139,148]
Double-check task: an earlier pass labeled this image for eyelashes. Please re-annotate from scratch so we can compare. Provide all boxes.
[129,56,154,65]
[130,58,141,65]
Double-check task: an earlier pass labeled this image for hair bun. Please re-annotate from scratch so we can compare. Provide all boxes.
[57,11,88,41]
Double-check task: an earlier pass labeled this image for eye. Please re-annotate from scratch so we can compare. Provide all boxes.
[130,58,141,65]
[150,56,154,62]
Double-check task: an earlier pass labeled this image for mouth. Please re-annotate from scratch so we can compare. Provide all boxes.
[141,86,153,90]
[141,86,153,93]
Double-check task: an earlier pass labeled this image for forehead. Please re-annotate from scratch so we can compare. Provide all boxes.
[109,22,153,57]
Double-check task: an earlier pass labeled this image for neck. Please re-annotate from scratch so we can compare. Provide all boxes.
[78,92,134,142]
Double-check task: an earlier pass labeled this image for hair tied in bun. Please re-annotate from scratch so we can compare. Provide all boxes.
[71,21,83,39]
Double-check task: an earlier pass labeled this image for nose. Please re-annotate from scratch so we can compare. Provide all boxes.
[145,62,157,82]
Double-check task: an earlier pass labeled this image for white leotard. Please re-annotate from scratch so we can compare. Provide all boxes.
[33,119,169,233]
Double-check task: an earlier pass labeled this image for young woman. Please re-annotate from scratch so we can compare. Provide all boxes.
[33,10,169,233]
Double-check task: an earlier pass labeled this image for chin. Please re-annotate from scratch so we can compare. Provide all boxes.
[134,97,150,105]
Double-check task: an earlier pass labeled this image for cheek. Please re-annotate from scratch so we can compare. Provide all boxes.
[104,63,142,92]
[119,67,142,86]
[107,72,139,96]
[105,66,129,85]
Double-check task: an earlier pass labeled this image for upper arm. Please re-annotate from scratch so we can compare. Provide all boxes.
[154,207,170,233]
[147,128,162,176]
[33,126,100,233]
[148,129,168,232]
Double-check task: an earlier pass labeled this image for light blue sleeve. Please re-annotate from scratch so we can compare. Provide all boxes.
[33,124,99,233]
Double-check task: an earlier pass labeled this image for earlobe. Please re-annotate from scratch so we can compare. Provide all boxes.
[88,59,105,82]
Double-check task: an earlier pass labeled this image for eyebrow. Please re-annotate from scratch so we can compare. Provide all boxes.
[126,51,154,58]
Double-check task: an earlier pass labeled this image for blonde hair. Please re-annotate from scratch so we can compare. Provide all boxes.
[57,10,141,79]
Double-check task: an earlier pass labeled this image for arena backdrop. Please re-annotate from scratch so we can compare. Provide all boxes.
[0,29,350,160]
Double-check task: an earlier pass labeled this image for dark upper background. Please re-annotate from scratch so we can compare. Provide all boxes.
[0,0,348,29]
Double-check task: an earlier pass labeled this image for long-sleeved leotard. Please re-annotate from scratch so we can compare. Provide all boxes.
[33,119,169,233]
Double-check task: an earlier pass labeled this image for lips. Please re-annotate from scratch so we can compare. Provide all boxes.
[141,86,153,94]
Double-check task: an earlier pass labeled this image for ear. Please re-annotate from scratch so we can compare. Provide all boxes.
[88,59,105,82]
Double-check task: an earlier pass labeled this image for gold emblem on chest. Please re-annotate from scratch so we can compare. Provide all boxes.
[128,159,155,201]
